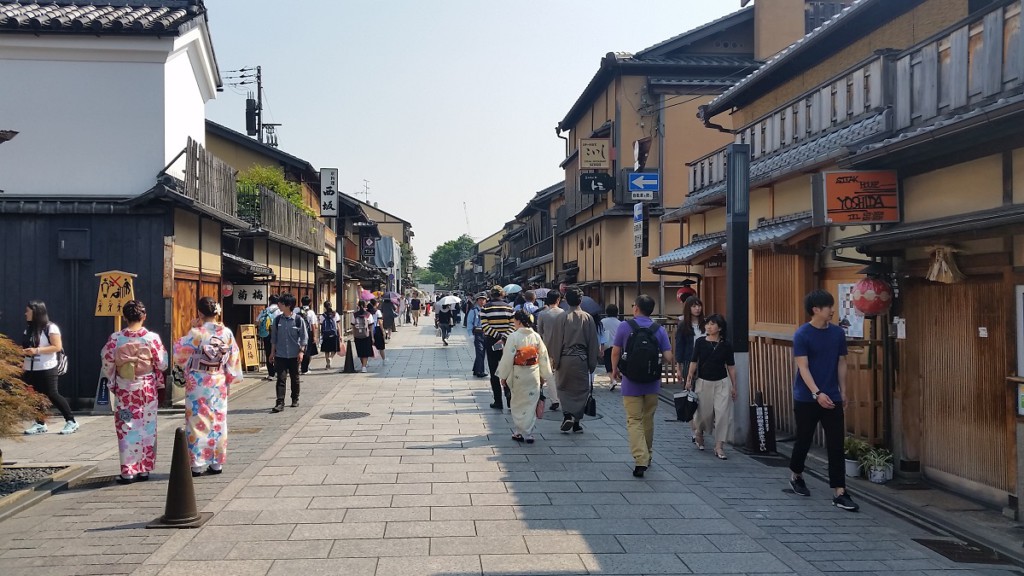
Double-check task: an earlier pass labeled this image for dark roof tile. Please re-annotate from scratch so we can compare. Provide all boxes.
[0,1,204,36]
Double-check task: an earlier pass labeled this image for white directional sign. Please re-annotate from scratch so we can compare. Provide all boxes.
[320,168,339,217]
[633,203,645,257]
[628,172,659,201]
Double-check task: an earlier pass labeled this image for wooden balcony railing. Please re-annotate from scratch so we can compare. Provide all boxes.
[181,137,237,218]
[237,183,325,254]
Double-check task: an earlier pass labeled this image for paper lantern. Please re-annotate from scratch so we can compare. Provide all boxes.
[222,282,233,298]
[676,286,697,302]
[852,276,892,317]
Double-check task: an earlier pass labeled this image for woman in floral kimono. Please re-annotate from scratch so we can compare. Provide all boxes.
[497,310,553,444]
[173,297,243,477]
[100,300,168,484]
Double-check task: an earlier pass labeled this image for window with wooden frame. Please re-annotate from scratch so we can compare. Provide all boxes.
[752,250,814,332]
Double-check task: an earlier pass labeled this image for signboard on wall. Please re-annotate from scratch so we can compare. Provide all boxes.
[813,170,900,226]
[320,168,339,217]
[633,202,648,258]
[579,138,611,170]
[239,324,260,369]
[95,270,137,317]
[232,284,269,306]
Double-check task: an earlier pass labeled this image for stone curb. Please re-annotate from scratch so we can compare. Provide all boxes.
[0,463,95,523]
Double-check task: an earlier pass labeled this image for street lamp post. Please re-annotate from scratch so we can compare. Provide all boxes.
[725,143,751,446]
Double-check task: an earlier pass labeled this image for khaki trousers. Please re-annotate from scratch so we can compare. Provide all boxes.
[696,377,732,444]
[623,394,659,466]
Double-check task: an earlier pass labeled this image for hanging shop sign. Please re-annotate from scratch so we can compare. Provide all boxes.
[579,138,611,170]
[812,170,900,226]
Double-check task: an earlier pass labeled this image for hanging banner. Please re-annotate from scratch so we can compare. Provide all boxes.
[320,168,339,217]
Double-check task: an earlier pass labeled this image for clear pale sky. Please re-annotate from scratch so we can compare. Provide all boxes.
[204,1,739,262]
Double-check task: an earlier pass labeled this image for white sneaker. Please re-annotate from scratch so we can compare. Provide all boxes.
[59,421,80,435]
[24,423,47,435]
[361,366,368,373]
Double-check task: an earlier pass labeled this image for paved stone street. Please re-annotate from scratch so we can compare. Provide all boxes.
[0,324,1016,576]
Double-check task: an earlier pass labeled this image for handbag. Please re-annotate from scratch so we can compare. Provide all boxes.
[674,390,698,422]
[56,350,69,376]
[584,374,597,417]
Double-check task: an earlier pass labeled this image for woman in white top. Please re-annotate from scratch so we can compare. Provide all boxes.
[22,300,78,435]
[674,296,706,443]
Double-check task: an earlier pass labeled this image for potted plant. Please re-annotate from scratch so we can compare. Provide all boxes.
[860,447,893,484]
[843,436,869,477]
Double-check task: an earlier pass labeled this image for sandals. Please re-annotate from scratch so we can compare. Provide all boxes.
[695,435,705,451]
[715,448,728,460]
[511,434,525,443]
[115,475,135,485]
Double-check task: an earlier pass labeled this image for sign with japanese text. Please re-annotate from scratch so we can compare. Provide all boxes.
[580,173,614,194]
[362,235,377,262]
[579,138,611,170]
[239,324,260,369]
[633,202,648,258]
[231,284,269,306]
[320,167,339,217]
[95,270,137,317]
[819,170,899,225]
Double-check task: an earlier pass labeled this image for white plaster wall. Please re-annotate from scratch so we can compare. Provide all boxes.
[165,44,206,162]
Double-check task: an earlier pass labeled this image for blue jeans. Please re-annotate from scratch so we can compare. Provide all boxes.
[473,332,486,375]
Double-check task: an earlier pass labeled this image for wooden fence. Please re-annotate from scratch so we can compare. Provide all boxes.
[182,137,237,218]
[237,183,325,254]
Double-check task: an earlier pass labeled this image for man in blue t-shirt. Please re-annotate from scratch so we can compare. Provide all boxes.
[788,289,859,512]
[611,294,674,479]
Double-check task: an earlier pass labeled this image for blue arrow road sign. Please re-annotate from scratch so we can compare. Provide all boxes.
[628,172,659,192]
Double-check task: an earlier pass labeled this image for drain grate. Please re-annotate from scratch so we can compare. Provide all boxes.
[913,538,1012,565]
[320,411,370,421]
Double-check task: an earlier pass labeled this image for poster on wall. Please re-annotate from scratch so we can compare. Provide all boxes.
[837,283,865,339]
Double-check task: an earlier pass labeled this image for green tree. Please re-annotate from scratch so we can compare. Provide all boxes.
[237,165,316,217]
[414,267,448,286]
[428,235,476,278]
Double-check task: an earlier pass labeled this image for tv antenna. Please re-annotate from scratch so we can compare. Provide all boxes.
[359,180,371,202]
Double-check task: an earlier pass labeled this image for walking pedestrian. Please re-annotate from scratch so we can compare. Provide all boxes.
[600,304,623,389]
[466,293,488,377]
[256,295,281,380]
[269,293,307,412]
[381,296,397,338]
[319,301,341,369]
[685,314,736,460]
[675,296,706,441]
[521,290,540,315]
[549,286,600,433]
[21,300,78,435]
[352,301,375,372]
[788,289,859,512]
[436,304,455,346]
[611,294,674,477]
[535,290,564,411]
[497,310,552,443]
[173,297,242,476]
[369,301,387,364]
[299,296,319,374]
[410,294,422,326]
[100,300,167,483]
[481,285,515,410]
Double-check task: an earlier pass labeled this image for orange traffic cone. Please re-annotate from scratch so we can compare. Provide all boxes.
[147,427,212,529]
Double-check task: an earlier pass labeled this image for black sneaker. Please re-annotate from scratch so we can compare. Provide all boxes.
[572,423,584,433]
[291,400,299,408]
[632,466,647,478]
[271,403,285,413]
[559,418,574,433]
[489,403,503,410]
[548,402,560,412]
[833,492,859,511]
[790,476,810,497]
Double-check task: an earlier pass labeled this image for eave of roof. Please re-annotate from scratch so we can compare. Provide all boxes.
[702,0,925,120]
[833,203,1024,252]
[636,6,754,58]
[205,120,317,176]
[0,1,207,36]
[650,233,726,269]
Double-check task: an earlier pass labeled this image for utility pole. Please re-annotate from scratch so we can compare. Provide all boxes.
[256,66,263,143]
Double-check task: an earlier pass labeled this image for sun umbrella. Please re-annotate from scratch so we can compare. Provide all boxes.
[359,289,374,301]
[438,295,461,306]
[503,283,523,295]
[533,288,551,299]
[560,295,602,316]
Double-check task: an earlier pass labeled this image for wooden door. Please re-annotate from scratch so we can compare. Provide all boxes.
[901,279,1015,493]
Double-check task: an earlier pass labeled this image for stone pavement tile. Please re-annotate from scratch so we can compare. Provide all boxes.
[265,558,378,576]
[431,506,516,521]
[400,454,468,464]
[535,470,609,482]
[208,511,262,525]
[593,504,683,519]
[322,473,398,485]
[469,493,550,506]
[397,472,468,483]
[430,536,527,556]
[432,481,510,494]
[236,486,283,498]
[524,534,625,554]
[345,507,430,523]
[480,553,586,575]
[548,492,629,505]
[172,539,235,560]
[253,510,345,524]
[329,538,429,558]
[384,520,477,538]
[470,471,538,482]
[497,461,567,472]
[156,560,273,576]
[431,462,502,473]
[502,481,580,493]
[308,495,392,509]
[880,559,946,570]
[258,466,298,475]
[276,484,359,498]
[364,463,433,474]
[355,483,432,496]
[248,473,327,486]
[392,493,470,507]
[576,481,653,493]
[672,504,726,519]
[191,524,298,541]
[615,535,718,554]
[708,535,768,553]
[678,552,793,574]
[647,519,743,535]
[289,522,385,540]
[512,505,598,520]
[581,553,691,574]
[561,518,656,535]
[376,555,481,576]
[226,540,333,560]
[224,497,311,511]
[474,520,566,536]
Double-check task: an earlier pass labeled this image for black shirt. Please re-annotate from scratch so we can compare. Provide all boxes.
[411,299,421,310]
[691,336,735,381]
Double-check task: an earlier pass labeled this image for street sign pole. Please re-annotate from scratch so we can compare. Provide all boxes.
[725,143,751,446]
[633,202,648,297]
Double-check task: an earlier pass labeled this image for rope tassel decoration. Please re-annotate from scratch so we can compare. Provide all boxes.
[926,245,966,284]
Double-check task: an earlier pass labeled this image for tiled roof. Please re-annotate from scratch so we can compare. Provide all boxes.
[649,77,747,89]
[516,253,553,272]
[636,6,754,58]
[750,212,814,248]
[650,233,726,269]
[662,110,890,221]
[834,203,1024,250]
[620,54,760,68]
[0,1,206,35]
[222,252,273,277]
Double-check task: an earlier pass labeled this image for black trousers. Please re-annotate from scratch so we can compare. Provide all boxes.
[274,357,300,404]
[484,336,510,408]
[263,336,276,377]
[25,368,75,423]
[789,400,846,489]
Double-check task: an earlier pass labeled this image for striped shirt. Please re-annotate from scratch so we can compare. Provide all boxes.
[480,299,514,340]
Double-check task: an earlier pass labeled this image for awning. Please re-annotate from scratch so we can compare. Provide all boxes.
[516,253,554,272]
[316,266,336,281]
[833,204,1024,253]
[750,212,816,249]
[222,252,274,278]
[650,233,726,269]
[528,273,546,283]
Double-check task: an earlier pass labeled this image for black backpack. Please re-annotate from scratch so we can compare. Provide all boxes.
[620,320,663,383]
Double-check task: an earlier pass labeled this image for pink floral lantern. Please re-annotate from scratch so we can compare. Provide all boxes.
[852,276,893,317]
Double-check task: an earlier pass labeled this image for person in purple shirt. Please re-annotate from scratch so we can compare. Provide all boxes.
[611,294,674,478]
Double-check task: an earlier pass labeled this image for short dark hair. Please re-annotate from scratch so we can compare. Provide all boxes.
[704,313,727,338]
[804,289,835,316]
[545,291,561,305]
[122,300,146,323]
[269,294,279,305]
[565,286,583,307]
[301,295,312,306]
[513,309,534,328]
[605,304,619,317]
[279,293,297,309]
[634,294,655,316]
